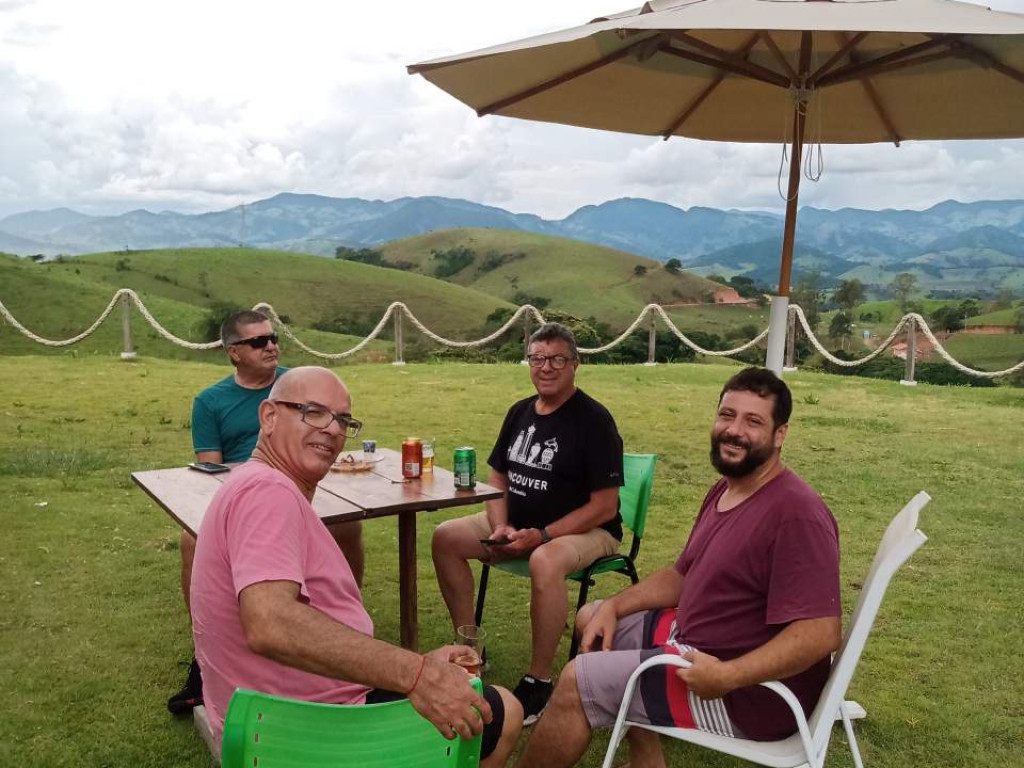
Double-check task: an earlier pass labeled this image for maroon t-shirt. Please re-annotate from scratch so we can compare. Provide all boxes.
[674,469,841,741]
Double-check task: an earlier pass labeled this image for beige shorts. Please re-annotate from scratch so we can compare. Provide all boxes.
[458,510,620,572]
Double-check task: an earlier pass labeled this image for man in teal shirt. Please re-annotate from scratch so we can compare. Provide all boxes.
[169,310,364,713]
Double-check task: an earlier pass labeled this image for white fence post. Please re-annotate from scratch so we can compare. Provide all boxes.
[392,309,405,366]
[783,308,797,371]
[644,313,657,366]
[120,293,137,361]
[901,319,917,386]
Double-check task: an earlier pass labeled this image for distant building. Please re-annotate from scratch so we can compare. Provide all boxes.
[891,333,941,361]
[711,287,748,305]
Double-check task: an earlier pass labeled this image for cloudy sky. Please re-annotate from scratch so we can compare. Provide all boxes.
[1,0,1023,220]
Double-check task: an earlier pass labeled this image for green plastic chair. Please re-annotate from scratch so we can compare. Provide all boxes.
[221,678,483,768]
[473,453,657,660]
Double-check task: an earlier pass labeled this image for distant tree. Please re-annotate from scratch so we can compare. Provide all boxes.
[335,246,384,266]
[664,258,682,275]
[28,253,45,262]
[958,299,981,319]
[828,311,854,350]
[889,272,918,312]
[478,250,525,273]
[430,246,475,278]
[707,273,728,284]
[728,275,759,299]
[1014,306,1024,333]
[200,301,243,342]
[992,289,1015,311]
[833,279,866,312]
[791,270,824,330]
[930,306,966,332]
[633,264,648,277]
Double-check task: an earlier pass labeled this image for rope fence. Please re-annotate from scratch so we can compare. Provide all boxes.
[1,288,1022,381]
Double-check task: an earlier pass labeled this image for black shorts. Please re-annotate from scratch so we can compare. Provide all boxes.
[366,684,504,759]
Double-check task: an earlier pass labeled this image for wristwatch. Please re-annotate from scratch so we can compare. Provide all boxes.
[539,526,551,544]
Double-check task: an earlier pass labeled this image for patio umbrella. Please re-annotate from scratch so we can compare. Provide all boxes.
[408,0,1024,373]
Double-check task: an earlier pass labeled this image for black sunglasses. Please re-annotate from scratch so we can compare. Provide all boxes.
[230,332,279,349]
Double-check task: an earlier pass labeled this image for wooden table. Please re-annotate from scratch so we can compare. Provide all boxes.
[133,448,502,650]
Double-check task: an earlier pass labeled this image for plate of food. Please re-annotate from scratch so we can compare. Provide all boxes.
[330,453,382,472]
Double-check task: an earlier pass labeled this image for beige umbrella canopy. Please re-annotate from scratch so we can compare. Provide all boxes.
[408,0,1024,372]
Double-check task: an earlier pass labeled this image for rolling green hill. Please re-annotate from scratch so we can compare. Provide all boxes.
[42,247,514,334]
[967,304,1022,328]
[0,248,517,361]
[376,228,731,328]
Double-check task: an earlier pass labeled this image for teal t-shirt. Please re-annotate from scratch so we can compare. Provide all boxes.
[191,367,288,463]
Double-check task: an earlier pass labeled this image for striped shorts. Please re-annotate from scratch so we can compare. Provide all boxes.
[574,607,740,738]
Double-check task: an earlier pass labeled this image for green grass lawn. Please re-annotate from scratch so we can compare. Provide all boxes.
[1,356,1022,767]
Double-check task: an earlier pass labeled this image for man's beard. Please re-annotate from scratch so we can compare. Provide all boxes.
[709,434,774,478]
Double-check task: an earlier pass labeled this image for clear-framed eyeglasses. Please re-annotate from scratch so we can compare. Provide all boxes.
[273,401,363,438]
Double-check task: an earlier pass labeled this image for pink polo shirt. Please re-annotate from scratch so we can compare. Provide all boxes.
[191,461,373,742]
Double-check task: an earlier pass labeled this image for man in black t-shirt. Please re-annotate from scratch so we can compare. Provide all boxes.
[432,323,624,725]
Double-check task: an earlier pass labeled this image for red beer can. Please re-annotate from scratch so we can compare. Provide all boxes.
[402,437,423,479]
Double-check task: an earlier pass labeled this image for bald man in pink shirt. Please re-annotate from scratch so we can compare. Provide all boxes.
[191,367,521,764]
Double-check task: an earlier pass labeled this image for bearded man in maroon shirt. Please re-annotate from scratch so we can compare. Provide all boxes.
[514,367,842,768]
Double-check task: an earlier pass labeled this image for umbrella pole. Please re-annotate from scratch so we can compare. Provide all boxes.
[766,98,808,375]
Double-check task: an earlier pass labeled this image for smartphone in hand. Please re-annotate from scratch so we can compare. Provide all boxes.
[480,537,512,546]
[188,461,230,474]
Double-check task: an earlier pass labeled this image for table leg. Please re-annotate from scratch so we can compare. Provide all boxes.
[398,510,418,651]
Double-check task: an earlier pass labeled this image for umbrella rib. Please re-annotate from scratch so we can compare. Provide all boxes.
[810,31,869,83]
[660,33,761,138]
[475,33,663,117]
[816,37,950,87]
[659,44,789,88]
[934,35,1024,87]
[825,48,967,87]
[760,33,798,82]
[664,32,791,87]
[834,32,902,146]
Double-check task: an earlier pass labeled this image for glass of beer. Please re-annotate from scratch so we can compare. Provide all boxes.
[422,437,435,473]
[454,625,485,676]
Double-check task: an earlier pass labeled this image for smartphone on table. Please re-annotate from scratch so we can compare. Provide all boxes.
[188,461,231,474]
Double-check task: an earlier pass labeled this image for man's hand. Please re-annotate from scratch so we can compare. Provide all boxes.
[408,652,493,741]
[483,524,519,561]
[499,527,542,557]
[581,600,619,652]
[676,649,737,700]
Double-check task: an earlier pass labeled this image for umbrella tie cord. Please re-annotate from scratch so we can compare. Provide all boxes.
[778,88,824,200]
[803,87,824,183]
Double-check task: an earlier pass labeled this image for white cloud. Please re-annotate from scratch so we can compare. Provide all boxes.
[0,0,1023,219]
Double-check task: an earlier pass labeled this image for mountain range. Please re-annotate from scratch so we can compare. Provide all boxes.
[3,193,1024,295]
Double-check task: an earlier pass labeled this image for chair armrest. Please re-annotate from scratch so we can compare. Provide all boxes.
[755,680,820,768]
[614,656,822,768]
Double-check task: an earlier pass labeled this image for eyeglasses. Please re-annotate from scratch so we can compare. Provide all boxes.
[230,333,279,349]
[526,353,574,370]
[273,401,363,438]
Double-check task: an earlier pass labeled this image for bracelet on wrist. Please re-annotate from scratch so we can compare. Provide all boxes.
[406,654,427,696]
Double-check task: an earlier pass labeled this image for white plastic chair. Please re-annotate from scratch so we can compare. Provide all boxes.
[601,491,930,768]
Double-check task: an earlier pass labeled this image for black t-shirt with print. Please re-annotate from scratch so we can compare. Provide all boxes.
[488,388,624,540]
